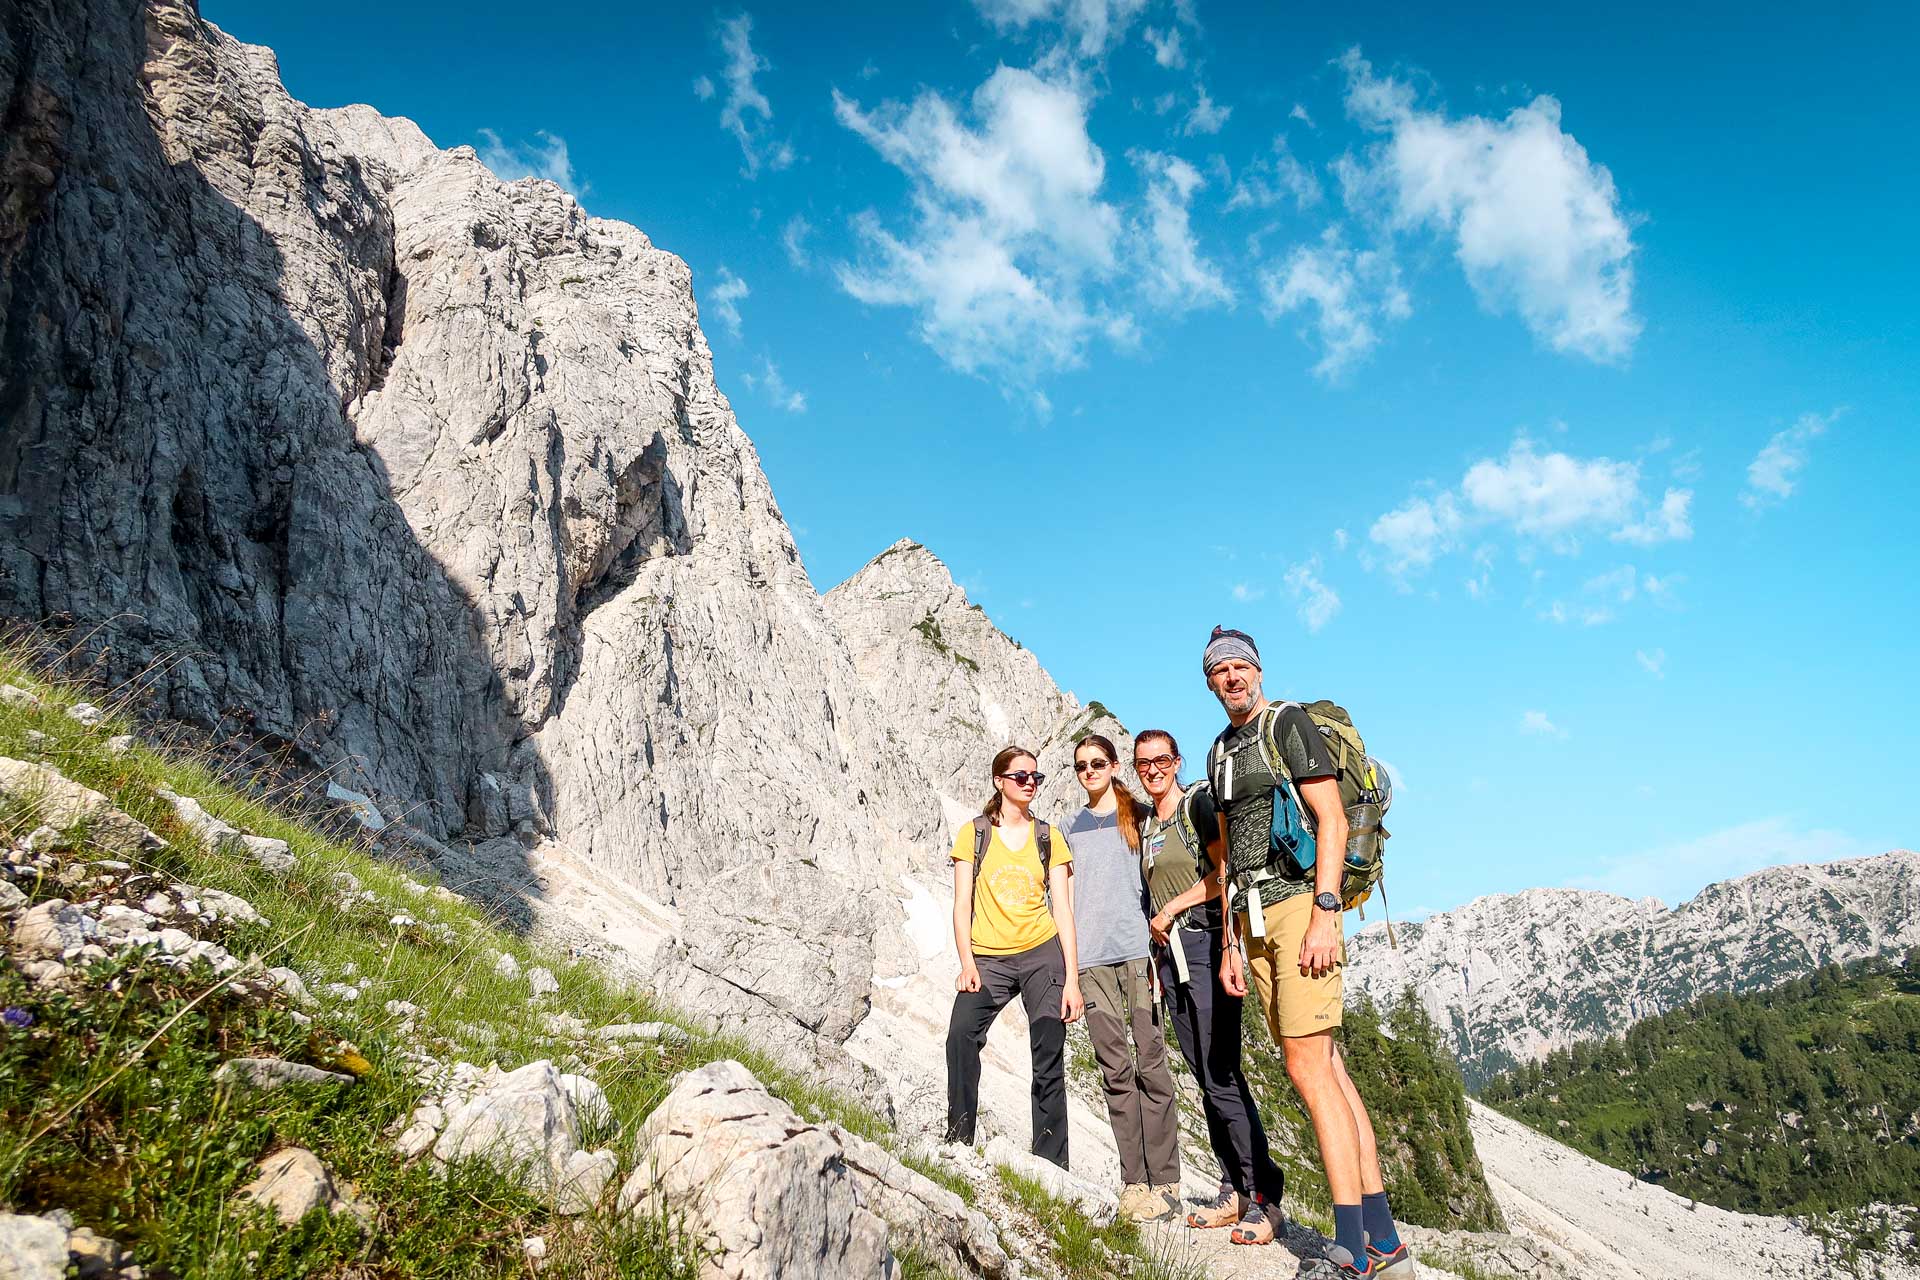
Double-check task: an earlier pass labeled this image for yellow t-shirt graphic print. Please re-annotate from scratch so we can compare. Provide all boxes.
[950,821,1075,956]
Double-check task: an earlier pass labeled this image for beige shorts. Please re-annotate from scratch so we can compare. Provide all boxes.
[1240,890,1344,1039]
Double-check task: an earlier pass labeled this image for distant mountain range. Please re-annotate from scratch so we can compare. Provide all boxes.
[1346,851,1920,1085]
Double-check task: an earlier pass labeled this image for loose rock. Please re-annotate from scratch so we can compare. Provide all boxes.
[213,1058,356,1093]
[0,1212,69,1280]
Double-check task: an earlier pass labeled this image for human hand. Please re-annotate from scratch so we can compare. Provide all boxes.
[1220,944,1247,997]
[1061,979,1084,1024]
[1147,911,1171,946]
[956,963,982,993]
[1298,913,1341,978]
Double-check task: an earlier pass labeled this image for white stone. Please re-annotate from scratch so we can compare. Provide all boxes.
[432,1059,603,1214]
[525,966,559,997]
[0,1212,69,1280]
[198,888,264,926]
[319,983,361,1003]
[594,1021,689,1045]
[326,784,386,831]
[0,881,26,913]
[558,1073,613,1132]
[0,761,165,855]
[64,702,106,727]
[214,1058,356,1092]
[985,1134,1117,1226]
[0,684,42,710]
[492,952,521,980]
[11,899,99,961]
[267,967,314,1005]
[237,1147,366,1228]
[105,735,135,756]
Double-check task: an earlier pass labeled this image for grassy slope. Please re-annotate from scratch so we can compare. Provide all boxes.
[0,645,1209,1279]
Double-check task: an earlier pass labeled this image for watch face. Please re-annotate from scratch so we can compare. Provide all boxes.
[1315,892,1340,911]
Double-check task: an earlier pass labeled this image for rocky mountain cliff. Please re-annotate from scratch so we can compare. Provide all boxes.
[0,0,944,1103]
[825,539,1135,830]
[1347,850,1920,1084]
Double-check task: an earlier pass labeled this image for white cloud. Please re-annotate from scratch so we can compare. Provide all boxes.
[1183,82,1231,136]
[1143,25,1185,68]
[1226,135,1323,211]
[1635,647,1666,678]
[833,67,1129,380]
[1290,103,1315,128]
[1519,709,1565,738]
[1260,227,1410,380]
[1284,558,1341,631]
[712,14,794,178]
[1613,487,1693,545]
[1567,817,1881,906]
[475,130,583,197]
[1336,48,1639,362]
[692,75,715,101]
[1132,150,1233,311]
[1369,492,1463,575]
[1372,438,1696,580]
[1333,528,1350,551]
[1743,410,1836,510]
[740,355,807,412]
[1231,582,1265,602]
[708,267,749,338]
[1152,91,1178,116]
[972,0,1151,57]
[781,215,814,268]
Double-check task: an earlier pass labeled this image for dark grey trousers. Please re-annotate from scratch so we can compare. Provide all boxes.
[945,936,1069,1168]
[1155,925,1285,1200]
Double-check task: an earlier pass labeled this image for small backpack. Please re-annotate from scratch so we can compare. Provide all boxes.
[1208,700,1393,916]
[969,814,1054,912]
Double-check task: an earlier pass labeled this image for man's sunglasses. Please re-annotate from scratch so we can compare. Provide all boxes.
[1133,754,1176,774]
[998,770,1045,788]
[1072,758,1112,774]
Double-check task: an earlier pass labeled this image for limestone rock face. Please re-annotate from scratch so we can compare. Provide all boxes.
[1347,850,1920,1084]
[825,539,1136,833]
[431,1059,616,1214]
[0,0,935,902]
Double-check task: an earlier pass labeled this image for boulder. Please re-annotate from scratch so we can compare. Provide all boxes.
[526,966,559,996]
[431,1059,616,1214]
[11,899,99,962]
[618,1059,891,1280]
[154,791,292,875]
[64,703,106,727]
[0,684,42,710]
[0,760,164,855]
[828,1123,1016,1280]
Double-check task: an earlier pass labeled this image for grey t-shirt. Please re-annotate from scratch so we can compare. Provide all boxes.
[1062,806,1151,971]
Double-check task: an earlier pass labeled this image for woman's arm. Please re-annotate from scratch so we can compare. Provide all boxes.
[1147,863,1224,943]
[953,859,981,993]
[1048,862,1084,1022]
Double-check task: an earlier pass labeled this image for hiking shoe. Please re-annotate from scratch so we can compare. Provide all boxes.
[1186,1183,1243,1229]
[1368,1240,1416,1277]
[1119,1183,1173,1223]
[1150,1182,1183,1221]
[1230,1198,1276,1246]
[1294,1245,1372,1277]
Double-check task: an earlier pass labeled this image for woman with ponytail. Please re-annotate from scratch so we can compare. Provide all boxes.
[946,745,1083,1168]
[1065,733,1184,1222]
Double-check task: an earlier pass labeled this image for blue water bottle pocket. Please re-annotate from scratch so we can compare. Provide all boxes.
[1269,787,1317,876]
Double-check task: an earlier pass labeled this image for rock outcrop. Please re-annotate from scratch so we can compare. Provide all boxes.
[1347,850,1920,1083]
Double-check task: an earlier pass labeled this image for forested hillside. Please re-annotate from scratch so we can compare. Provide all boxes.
[1481,952,1920,1220]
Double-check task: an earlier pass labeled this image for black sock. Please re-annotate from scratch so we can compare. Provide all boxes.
[1332,1203,1370,1271]
[1362,1190,1400,1253]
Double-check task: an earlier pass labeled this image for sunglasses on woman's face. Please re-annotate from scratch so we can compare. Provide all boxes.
[998,770,1045,788]
[1133,754,1176,774]
[1072,758,1111,774]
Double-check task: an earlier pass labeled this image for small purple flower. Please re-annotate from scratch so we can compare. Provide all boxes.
[1,1007,31,1029]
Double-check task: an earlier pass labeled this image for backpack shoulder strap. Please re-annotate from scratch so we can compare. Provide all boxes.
[1035,819,1053,880]
[1260,701,1301,785]
[971,814,991,863]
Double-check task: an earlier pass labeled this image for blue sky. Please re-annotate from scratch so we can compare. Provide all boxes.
[209,0,1917,919]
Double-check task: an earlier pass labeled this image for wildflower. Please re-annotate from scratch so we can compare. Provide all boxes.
[2,1007,32,1029]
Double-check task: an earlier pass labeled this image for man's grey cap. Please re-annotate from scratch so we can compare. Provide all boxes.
[1203,626,1261,675]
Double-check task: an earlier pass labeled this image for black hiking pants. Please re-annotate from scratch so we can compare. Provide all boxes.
[1155,923,1284,1200]
[945,935,1069,1168]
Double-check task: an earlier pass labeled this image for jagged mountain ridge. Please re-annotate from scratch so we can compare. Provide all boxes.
[1346,850,1920,1084]
[825,538,1137,833]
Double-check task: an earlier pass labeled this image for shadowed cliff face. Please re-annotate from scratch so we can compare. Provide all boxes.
[0,0,937,917]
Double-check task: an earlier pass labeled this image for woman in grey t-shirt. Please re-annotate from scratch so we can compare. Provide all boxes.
[1063,733,1182,1222]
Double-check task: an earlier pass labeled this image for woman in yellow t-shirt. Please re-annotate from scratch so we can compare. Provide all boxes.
[944,745,1083,1168]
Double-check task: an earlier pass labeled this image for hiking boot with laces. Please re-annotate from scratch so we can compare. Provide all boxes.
[1186,1182,1243,1229]
[1150,1182,1183,1220]
[1120,1183,1175,1223]
[1230,1197,1276,1246]
[1367,1239,1416,1277]
[1293,1244,1372,1277]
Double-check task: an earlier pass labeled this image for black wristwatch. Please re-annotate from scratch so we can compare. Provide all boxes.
[1313,892,1341,913]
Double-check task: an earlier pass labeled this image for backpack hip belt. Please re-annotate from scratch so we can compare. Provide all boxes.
[1230,864,1286,939]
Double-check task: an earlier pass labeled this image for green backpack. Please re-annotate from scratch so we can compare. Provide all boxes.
[1208,700,1394,916]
